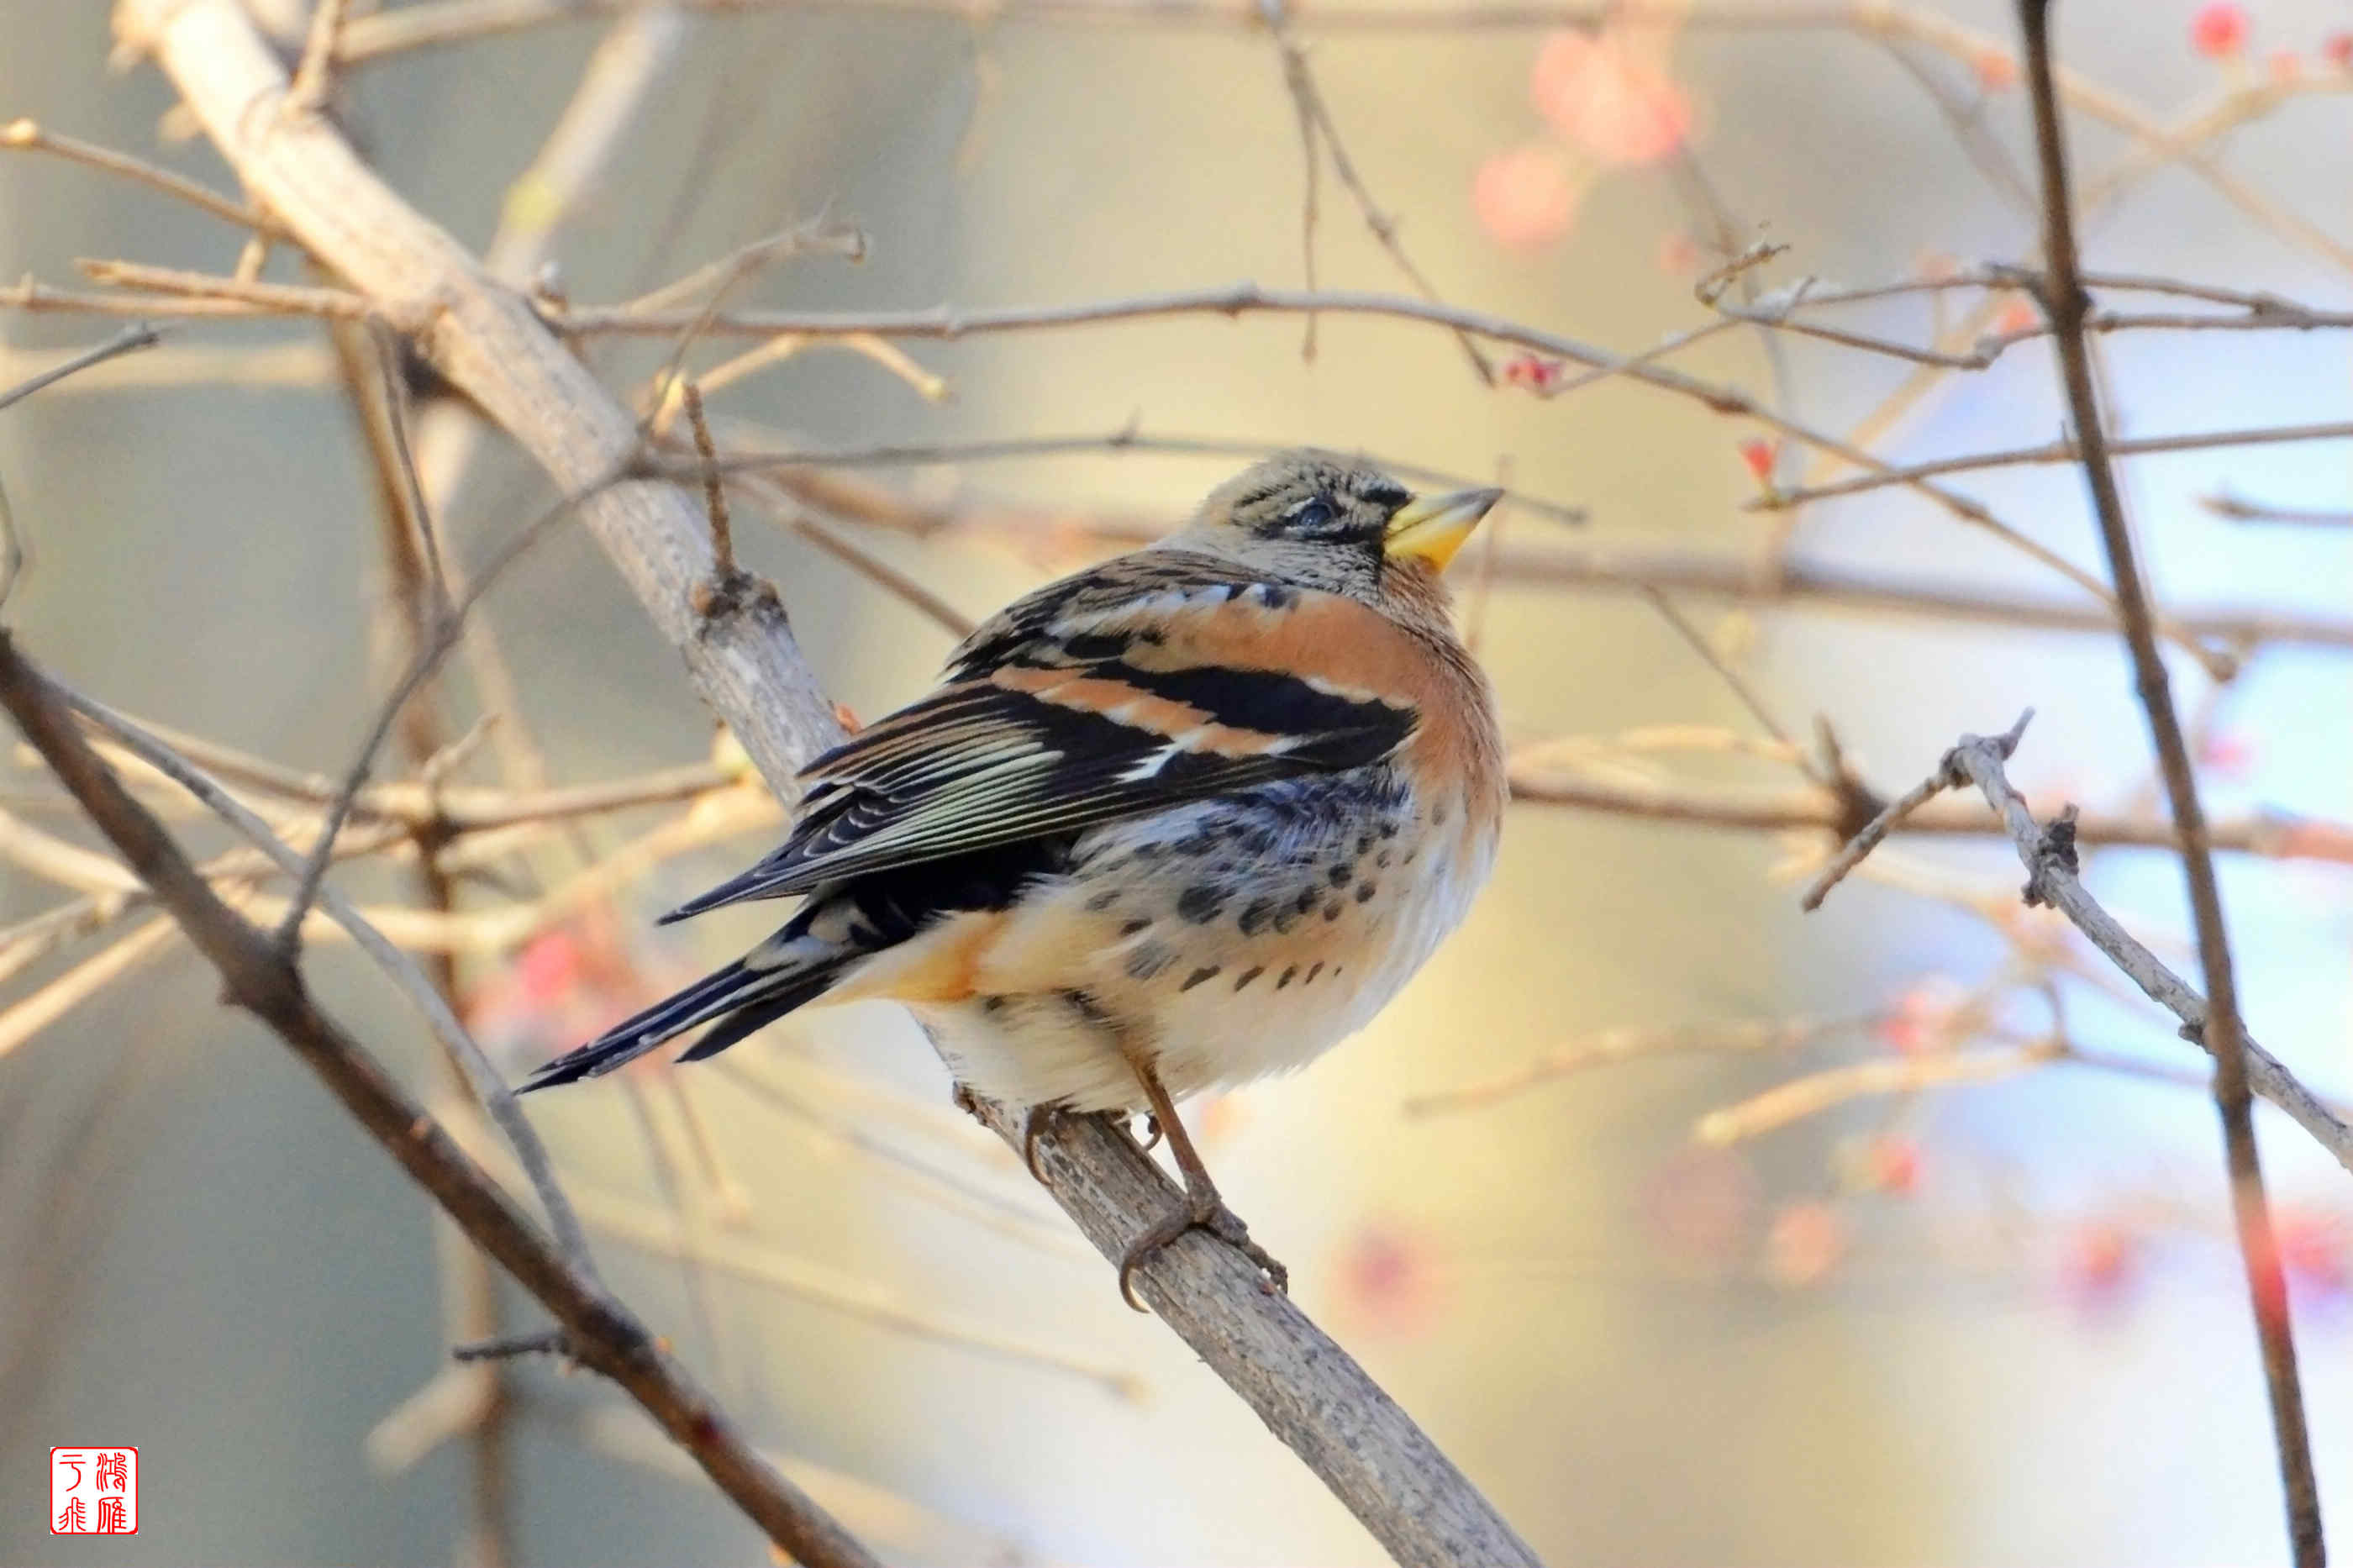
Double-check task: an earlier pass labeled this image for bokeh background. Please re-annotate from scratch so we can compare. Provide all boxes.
[3,1,2350,1564]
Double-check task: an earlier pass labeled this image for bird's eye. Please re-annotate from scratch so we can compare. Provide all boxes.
[1287,499,1335,533]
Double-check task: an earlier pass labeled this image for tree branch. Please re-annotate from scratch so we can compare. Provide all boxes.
[2016,7,2321,1562]
[0,629,880,1568]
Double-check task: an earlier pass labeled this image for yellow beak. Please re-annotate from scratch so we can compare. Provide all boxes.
[1383,486,1505,571]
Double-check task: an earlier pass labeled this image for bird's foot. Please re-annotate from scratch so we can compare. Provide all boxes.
[1117,1179,1288,1312]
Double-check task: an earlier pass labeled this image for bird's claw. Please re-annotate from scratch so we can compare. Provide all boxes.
[1116,1188,1288,1312]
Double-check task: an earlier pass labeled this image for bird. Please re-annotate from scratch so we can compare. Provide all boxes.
[520,450,1507,1308]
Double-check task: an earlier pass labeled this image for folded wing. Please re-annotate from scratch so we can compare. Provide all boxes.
[663,555,1421,922]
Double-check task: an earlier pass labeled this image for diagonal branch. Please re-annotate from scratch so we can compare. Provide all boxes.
[1805,714,2353,1180]
[0,629,879,1568]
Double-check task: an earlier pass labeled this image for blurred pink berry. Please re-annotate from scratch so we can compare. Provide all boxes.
[1737,436,1779,485]
[1530,29,1692,166]
[1878,974,1968,1055]
[1472,144,1579,249]
[1656,230,1702,275]
[2199,729,2256,777]
[1501,353,1568,393]
[2267,49,2302,83]
[2274,1207,2348,1299]
[515,928,588,1006]
[1196,1092,1250,1145]
[1331,1222,1448,1337]
[2063,1218,2140,1311]
[1993,297,2040,336]
[1767,1202,1846,1287]
[1867,1137,1922,1197]
[2324,33,2353,70]
[2190,3,2248,59]
[1974,49,2019,91]
[1645,1145,1761,1266]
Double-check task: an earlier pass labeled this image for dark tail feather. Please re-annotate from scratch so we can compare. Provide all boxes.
[518,955,839,1092]
[656,850,804,926]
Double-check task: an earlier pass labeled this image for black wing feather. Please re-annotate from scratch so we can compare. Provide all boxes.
[662,567,1417,923]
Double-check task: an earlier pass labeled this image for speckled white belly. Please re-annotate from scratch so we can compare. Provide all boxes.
[911,772,1498,1113]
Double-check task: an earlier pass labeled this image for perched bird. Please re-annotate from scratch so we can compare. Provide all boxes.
[522,450,1507,1306]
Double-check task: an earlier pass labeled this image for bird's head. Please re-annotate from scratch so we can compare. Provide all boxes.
[1169,449,1503,615]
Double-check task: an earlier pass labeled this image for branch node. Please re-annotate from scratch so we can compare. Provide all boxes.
[1814,718,1887,842]
[2024,802,2080,908]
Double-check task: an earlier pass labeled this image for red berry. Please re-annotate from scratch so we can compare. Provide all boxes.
[1501,353,1568,393]
[2190,3,2249,60]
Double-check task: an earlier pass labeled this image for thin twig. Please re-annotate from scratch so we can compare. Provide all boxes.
[1263,0,1493,380]
[76,257,419,326]
[955,497,2353,655]
[732,473,979,639]
[1798,709,2032,912]
[1755,418,2353,510]
[64,689,604,1289]
[1696,1041,2059,1145]
[285,0,350,116]
[1636,585,1813,779]
[576,286,2219,669]
[266,464,632,956]
[366,321,450,613]
[719,428,1589,528]
[681,382,733,578]
[0,118,269,231]
[0,915,185,1064]
[2203,492,2353,527]
[1267,0,1322,362]
[0,324,166,414]
[336,310,514,1568]
[1807,713,2353,1179]
[610,217,868,318]
[2017,8,2320,1560]
[0,324,165,610]
[1403,1012,1882,1117]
